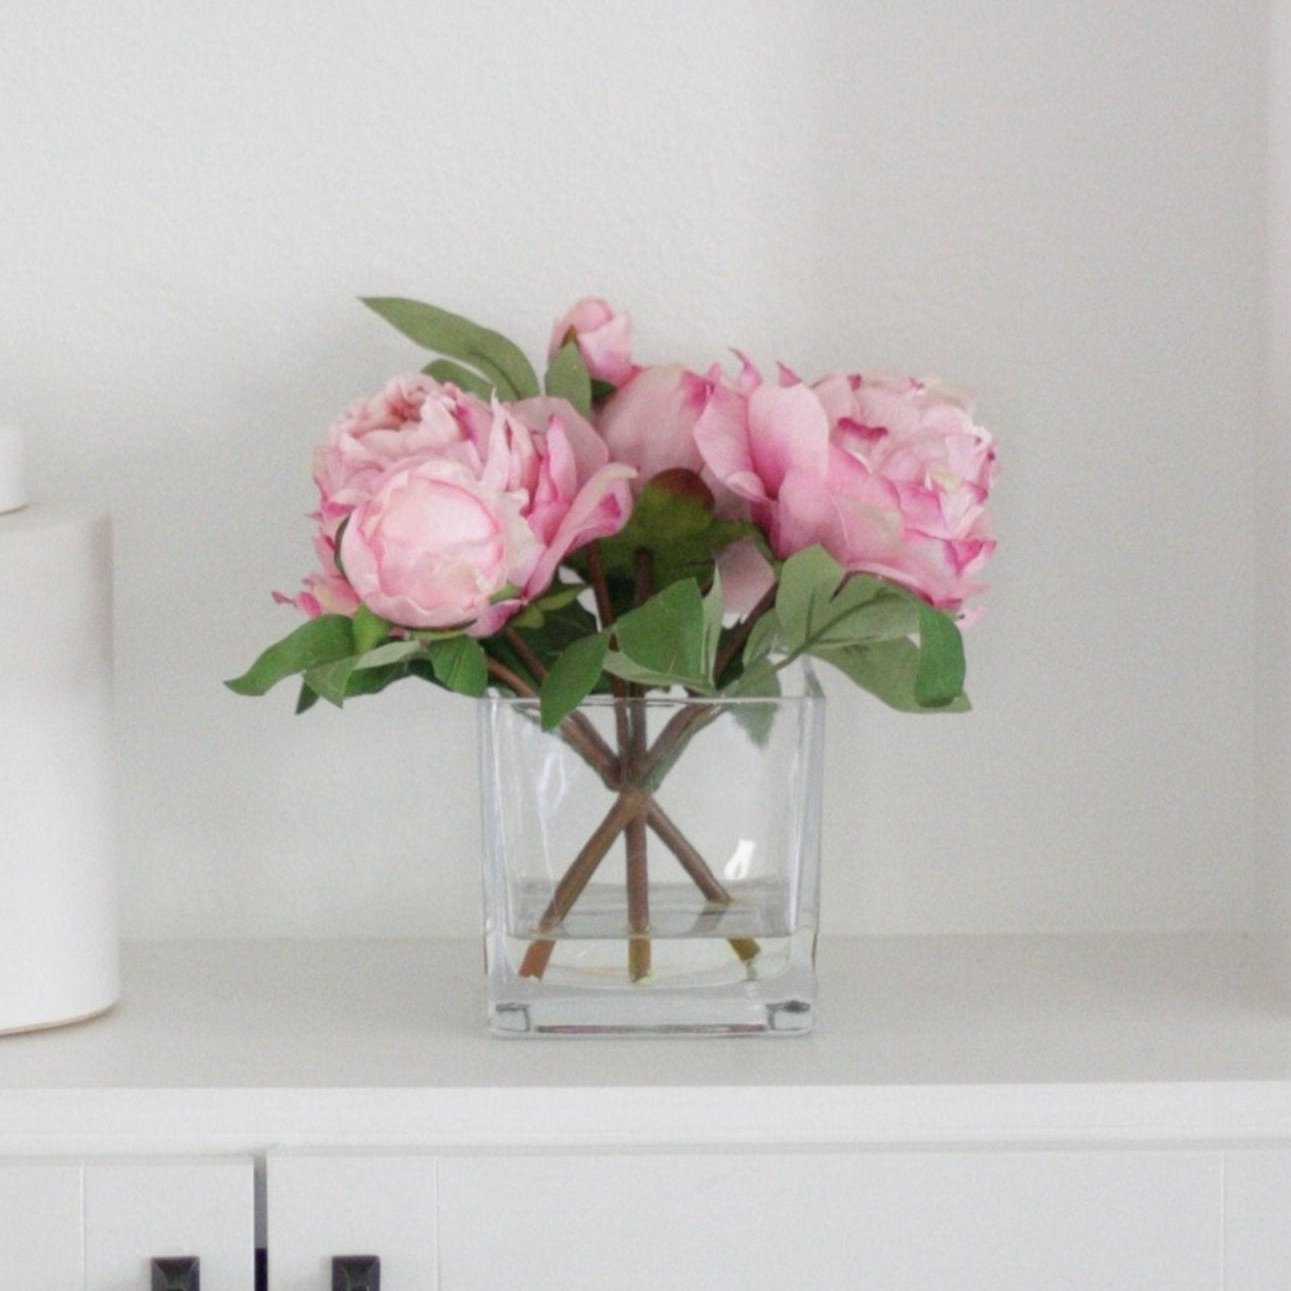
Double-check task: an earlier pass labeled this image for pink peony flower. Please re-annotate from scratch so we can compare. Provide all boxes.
[312,373,493,527]
[594,364,709,490]
[341,458,540,633]
[548,297,636,387]
[272,529,360,618]
[694,364,996,611]
[281,375,634,633]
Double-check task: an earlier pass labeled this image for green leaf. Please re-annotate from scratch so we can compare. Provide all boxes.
[742,610,782,666]
[841,589,919,643]
[701,571,724,677]
[511,581,587,630]
[428,635,489,697]
[776,547,889,644]
[540,582,586,609]
[590,378,618,403]
[543,340,592,418]
[914,602,966,707]
[225,615,355,697]
[510,606,544,630]
[727,655,780,696]
[594,472,755,590]
[302,657,358,707]
[298,639,427,709]
[727,657,782,746]
[352,604,391,655]
[776,547,968,711]
[354,639,425,670]
[510,591,598,653]
[406,656,440,687]
[361,297,540,399]
[423,358,495,401]
[295,680,320,715]
[410,626,469,644]
[775,549,926,661]
[342,662,409,699]
[605,579,714,692]
[540,632,609,730]
[532,582,586,615]
[775,546,845,648]
[814,638,970,714]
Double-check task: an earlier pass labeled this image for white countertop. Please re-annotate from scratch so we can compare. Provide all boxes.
[1,935,1290,1153]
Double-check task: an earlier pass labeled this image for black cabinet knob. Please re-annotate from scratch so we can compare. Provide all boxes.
[151,1256,199,1291]
[333,1254,381,1291]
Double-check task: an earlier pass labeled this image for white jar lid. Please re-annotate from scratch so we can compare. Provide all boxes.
[0,426,28,514]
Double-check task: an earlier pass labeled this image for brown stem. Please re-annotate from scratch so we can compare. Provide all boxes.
[518,788,648,979]
[714,582,778,685]
[625,548,655,979]
[645,801,729,903]
[625,814,650,980]
[586,544,633,763]
[585,543,617,635]
[586,542,649,979]
[489,607,763,974]
[634,704,767,957]
[486,657,620,789]
[487,653,723,896]
[646,801,759,965]
[623,713,649,980]
[503,625,551,688]
[485,655,536,696]
[624,581,777,788]
[638,700,723,789]
[489,568,720,805]
[633,547,655,608]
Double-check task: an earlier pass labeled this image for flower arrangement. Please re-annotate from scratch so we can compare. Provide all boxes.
[227,296,996,999]
[228,295,996,725]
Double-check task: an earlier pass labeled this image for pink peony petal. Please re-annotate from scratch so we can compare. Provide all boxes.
[693,382,760,495]
[596,365,705,486]
[511,396,609,483]
[524,464,636,597]
[746,383,831,498]
[716,538,776,616]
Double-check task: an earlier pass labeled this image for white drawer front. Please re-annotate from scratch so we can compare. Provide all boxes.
[84,1157,254,1291]
[0,1161,84,1288]
[267,1152,436,1289]
[439,1149,1222,1291]
[1226,1149,1291,1290]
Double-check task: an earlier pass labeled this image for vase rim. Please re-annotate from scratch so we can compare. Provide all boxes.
[479,658,825,708]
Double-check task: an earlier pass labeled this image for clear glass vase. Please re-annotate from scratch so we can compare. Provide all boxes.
[478,662,824,1037]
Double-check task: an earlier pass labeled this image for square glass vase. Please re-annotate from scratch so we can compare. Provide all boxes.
[478,662,824,1037]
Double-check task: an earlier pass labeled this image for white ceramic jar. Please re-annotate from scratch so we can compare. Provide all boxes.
[0,426,118,1033]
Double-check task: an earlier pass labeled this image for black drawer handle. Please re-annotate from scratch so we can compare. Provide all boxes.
[333,1254,381,1291]
[151,1256,199,1291]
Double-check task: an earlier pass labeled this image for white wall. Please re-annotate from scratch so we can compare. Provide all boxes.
[0,2,1266,939]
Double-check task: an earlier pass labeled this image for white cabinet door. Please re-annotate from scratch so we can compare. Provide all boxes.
[267,1152,437,1289]
[1226,1149,1291,1290]
[84,1157,254,1291]
[438,1149,1222,1291]
[0,1161,83,1288]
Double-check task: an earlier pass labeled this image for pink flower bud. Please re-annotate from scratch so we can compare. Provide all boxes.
[548,297,636,387]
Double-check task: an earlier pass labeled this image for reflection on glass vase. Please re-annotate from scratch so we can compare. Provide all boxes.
[478,661,824,1036]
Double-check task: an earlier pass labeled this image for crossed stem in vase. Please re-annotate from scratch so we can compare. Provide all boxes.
[494,550,772,983]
